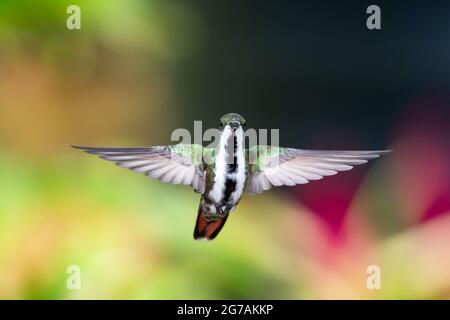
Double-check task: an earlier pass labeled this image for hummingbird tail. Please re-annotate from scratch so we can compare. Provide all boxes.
[194,208,229,241]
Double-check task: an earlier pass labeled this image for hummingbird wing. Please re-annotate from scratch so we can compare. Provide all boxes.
[72,144,207,193]
[247,146,390,195]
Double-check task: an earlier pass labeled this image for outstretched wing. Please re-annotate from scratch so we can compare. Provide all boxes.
[73,144,207,193]
[247,146,390,195]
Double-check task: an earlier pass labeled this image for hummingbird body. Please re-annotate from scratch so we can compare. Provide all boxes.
[73,113,390,241]
[194,123,247,239]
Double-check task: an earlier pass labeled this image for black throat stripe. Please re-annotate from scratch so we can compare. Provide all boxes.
[223,135,238,202]
[227,135,237,173]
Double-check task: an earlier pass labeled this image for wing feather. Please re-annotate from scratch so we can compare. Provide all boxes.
[171,166,185,185]
[72,145,206,193]
[247,146,390,195]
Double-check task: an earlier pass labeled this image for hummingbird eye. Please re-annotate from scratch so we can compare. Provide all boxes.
[219,123,224,130]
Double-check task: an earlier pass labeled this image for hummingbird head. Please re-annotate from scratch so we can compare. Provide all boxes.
[219,113,246,131]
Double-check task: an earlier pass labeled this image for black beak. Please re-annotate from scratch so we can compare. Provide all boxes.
[229,121,240,129]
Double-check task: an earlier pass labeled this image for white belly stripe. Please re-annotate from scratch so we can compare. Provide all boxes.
[230,127,245,204]
[208,126,231,203]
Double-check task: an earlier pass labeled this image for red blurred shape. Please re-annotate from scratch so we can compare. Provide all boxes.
[295,167,366,241]
[392,96,450,224]
[422,188,450,222]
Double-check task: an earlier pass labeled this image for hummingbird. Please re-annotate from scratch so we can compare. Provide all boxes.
[73,113,390,240]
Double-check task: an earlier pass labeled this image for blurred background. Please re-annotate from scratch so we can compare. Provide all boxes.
[0,0,449,299]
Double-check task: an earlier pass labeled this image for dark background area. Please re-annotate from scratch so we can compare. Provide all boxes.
[174,0,450,148]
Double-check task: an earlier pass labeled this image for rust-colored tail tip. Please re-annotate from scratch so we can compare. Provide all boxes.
[194,209,229,241]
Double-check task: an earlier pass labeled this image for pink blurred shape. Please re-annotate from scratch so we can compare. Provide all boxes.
[391,96,450,224]
[294,163,366,242]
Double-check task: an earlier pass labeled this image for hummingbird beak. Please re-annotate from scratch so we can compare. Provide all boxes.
[229,121,240,129]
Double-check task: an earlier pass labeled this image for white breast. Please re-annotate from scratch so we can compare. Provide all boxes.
[208,126,232,203]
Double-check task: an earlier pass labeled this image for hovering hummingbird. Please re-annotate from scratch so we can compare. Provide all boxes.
[73,113,390,240]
